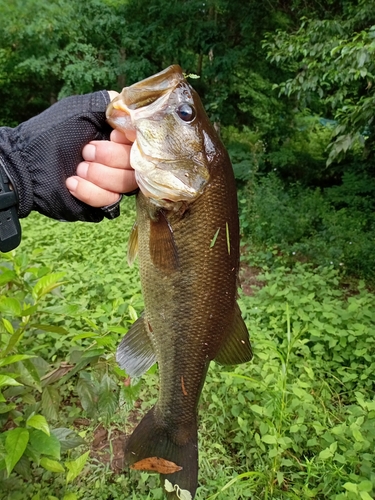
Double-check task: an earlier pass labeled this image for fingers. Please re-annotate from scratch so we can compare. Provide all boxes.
[66,176,121,207]
[76,161,137,194]
[66,126,138,207]
[111,127,137,144]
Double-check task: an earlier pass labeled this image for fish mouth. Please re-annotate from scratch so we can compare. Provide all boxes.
[106,65,209,205]
[107,65,185,124]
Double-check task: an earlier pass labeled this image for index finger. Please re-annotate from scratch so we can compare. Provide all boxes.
[111,128,136,144]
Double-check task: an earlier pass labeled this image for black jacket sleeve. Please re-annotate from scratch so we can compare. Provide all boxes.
[0,91,116,223]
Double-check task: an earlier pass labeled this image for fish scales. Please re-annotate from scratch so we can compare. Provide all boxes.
[106,65,252,500]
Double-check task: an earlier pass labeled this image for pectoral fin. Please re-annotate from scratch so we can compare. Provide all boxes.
[127,222,139,267]
[149,211,179,273]
[116,314,157,377]
[214,303,252,365]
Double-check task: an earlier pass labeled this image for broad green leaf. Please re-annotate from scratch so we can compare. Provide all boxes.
[2,318,14,334]
[262,434,277,444]
[27,415,50,435]
[76,376,97,414]
[29,429,60,459]
[358,481,373,493]
[19,359,42,392]
[250,404,264,415]
[31,324,69,334]
[0,270,16,285]
[51,428,86,452]
[5,428,29,476]
[32,272,66,298]
[0,355,35,367]
[43,304,80,315]
[343,482,358,493]
[41,386,60,421]
[0,375,22,388]
[65,451,90,484]
[360,492,373,500]
[40,457,65,473]
[63,494,78,500]
[98,374,118,424]
[0,297,22,316]
[319,447,333,460]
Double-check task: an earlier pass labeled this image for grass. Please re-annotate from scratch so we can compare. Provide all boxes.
[0,196,375,500]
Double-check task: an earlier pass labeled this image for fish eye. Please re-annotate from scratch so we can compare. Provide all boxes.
[176,103,196,122]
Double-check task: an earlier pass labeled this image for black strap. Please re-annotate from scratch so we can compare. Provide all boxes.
[0,158,21,252]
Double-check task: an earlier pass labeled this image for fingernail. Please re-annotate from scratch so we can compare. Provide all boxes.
[66,177,78,192]
[76,162,89,178]
[82,144,96,162]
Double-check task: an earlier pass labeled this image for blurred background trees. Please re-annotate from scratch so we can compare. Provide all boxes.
[1,0,374,280]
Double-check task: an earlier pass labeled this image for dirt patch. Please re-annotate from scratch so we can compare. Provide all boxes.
[90,424,127,473]
[239,263,265,296]
[88,401,144,473]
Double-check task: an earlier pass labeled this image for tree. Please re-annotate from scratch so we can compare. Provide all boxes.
[263,0,375,165]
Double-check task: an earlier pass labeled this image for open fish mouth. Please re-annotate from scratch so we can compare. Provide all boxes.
[106,66,210,205]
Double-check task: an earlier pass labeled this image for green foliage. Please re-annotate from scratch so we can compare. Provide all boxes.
[239,172,375,282]
[200,264,375,499]
[264,0,375,164]
[1,197,374,499]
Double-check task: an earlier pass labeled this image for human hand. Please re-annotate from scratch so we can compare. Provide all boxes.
[66,128,137,208]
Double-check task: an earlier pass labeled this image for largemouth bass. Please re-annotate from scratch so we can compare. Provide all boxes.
[106,65,252,500]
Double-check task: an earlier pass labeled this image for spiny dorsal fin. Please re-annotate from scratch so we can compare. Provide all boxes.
[116,313,157,377]
[214,303,252,365]
[149,211,179,273]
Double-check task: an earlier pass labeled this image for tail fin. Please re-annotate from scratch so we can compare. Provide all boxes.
[125,407,198,500]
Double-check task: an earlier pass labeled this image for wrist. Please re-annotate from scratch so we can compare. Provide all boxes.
[0,156,22,252]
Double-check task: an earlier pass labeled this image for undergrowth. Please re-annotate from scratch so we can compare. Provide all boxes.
[238,172,375,283]
[0,197,374,500]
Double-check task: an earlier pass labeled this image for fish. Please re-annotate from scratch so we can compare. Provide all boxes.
[106,65,252,500]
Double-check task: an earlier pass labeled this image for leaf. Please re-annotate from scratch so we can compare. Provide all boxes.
[343,482,358,493]
[98,374,118,424]
[41,386,60,421]
[42,304,81,315]
[65,451,90,484]
[5,428,29,476]
[131,457,182,474]
[262,434,277,444]
[358,481,373,493]
[40,457,65,473]
[2,318,14,334]
[32,272,66,298]
[76,376,97,414]
[0,375,22,387]
[29,429,60,459]
[319,447,333,460]
[0,355,35,367]
[360,492,373,500]
[26,415,50,436]
[250,404,264,415]
[31,324,69,335]
[51,428,86,452]
[0,297,22,316]
[63,494,78,500]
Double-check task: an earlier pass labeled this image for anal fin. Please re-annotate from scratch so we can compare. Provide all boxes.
[214,303,252,365]
[116,313,157,377]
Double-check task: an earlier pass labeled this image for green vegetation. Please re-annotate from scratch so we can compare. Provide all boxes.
[1,0,374,498]
[1,199,374,499]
